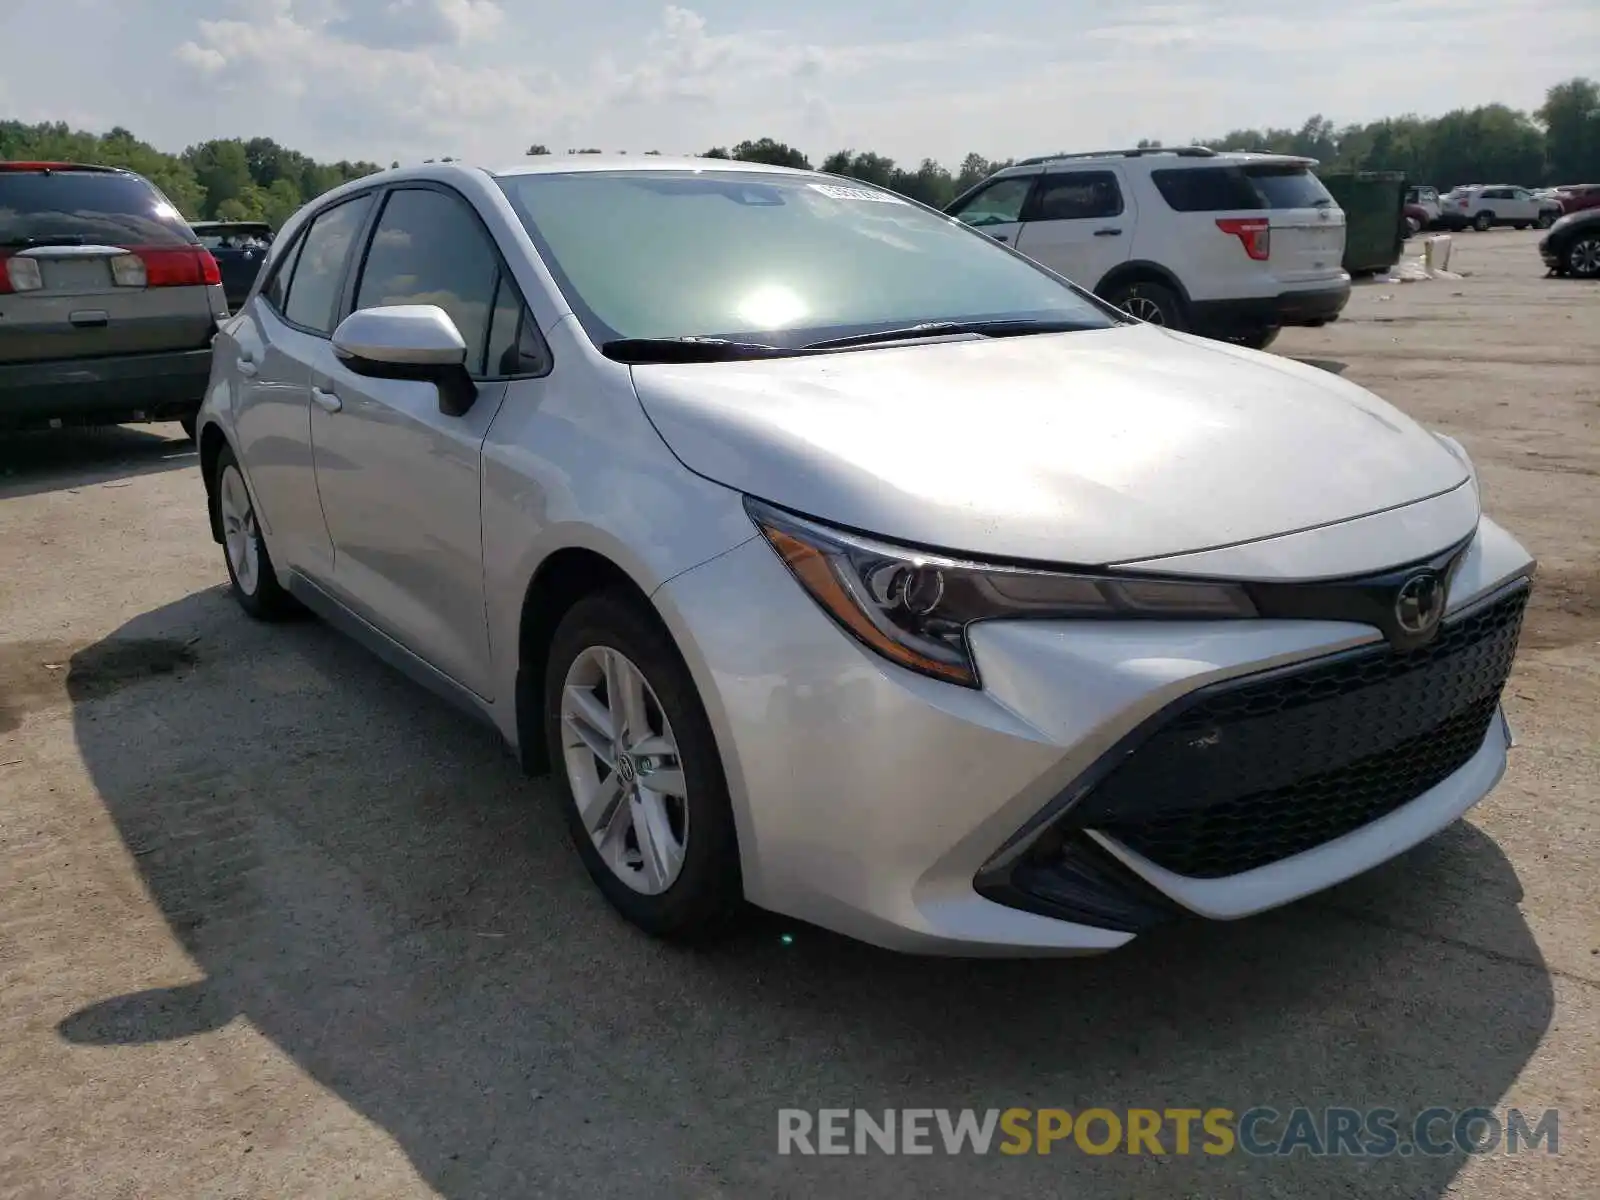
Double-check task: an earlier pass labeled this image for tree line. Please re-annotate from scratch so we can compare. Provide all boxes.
[5,76,1595,227]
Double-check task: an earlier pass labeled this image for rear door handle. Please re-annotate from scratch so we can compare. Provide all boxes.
[311,385,342,414]
[1094,228,1123,237]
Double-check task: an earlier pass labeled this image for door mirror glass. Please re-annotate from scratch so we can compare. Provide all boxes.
[332,304,478,415]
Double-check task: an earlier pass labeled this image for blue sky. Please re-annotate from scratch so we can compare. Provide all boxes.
[1,0,1596,167]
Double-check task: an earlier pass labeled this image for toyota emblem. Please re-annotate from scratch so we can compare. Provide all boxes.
[1394,571,1446,637]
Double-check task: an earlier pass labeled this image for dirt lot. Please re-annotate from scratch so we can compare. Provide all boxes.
[0,230,1595,1199]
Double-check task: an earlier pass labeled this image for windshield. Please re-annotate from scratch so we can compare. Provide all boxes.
[496,170,1118,347]
[1242,166,1336,209]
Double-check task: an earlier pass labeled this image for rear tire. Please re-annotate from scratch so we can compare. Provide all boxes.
[543,589,743,942]
[1473,211,1495,232]
[1104,280,1187,331]
[213,445,298,621]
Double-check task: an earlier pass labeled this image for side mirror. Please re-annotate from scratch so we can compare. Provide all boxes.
[332,304,479,417]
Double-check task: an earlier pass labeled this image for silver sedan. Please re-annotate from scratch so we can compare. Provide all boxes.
[195,156,1534,955]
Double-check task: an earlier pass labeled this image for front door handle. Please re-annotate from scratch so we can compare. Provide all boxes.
[989,232,1010,243]
[1094,228,1123,237]
[311,385,343,414]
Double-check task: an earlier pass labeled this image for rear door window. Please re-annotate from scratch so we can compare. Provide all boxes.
[0,170,192,248]
[1026,171,1124,221]
[282,194,374,335]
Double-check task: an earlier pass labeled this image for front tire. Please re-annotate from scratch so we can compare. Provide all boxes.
[213,446,297,620]
[1104,280,1188,331]
[543,590,743,941]
[1473,211,1495,232]
[1536,211,1556,230]
[1565,235,1600,278]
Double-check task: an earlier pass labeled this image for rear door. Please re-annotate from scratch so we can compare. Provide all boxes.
[0,167,223,365]
[231,192,376,582]
[1010,168,1133,289]
[945,174,1037,249]
[1238,162,1346,288]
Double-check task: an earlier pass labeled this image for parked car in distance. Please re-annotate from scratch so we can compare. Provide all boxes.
[944,147,1349,351]
[1540,205,1600,278]
[196,155,1534,956]
[1,161,226,437]
[1409,184,1467,231]
[191,220,273,310]
[1552,183,1600,215]
[1447,184,1562,231]
[1403,201,1429,237]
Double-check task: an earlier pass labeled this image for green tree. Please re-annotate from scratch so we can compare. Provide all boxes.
[183,139,254,218]
[526,143,550,155]
[1537,77,1600,183]
[727,138,811,169]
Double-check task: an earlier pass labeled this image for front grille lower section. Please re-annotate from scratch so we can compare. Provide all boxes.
[1060,584,1528,880]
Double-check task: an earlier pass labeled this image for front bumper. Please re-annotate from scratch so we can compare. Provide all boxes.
[1190,283,1352,336]
[654,517,1534,956]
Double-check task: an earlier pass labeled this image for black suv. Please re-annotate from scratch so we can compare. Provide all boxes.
[1,161,226,437]
[190,220,274,310]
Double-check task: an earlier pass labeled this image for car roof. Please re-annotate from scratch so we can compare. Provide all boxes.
[490,154,816,179]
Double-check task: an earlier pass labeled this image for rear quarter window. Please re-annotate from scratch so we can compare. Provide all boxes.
[1244,167,1335,209]
[0,171,193,247]
[1150,167,1265,212]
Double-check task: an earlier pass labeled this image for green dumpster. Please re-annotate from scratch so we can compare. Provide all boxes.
[1317,170,1408,274]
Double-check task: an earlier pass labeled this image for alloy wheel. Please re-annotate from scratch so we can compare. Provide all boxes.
[559,646,689,895]
[218,465,260,596]
[1569,237,1600,277]
[1122,295,1166,324]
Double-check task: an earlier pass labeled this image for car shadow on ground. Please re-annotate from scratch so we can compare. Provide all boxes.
[56,591,1555,1199]
[0,424,195,501]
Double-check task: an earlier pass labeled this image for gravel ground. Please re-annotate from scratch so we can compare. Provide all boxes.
[0,229,1595,1199]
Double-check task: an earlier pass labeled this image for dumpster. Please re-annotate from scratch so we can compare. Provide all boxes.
[1317,169,1408,274]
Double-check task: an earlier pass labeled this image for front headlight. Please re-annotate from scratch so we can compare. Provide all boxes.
[746,498,1257,688]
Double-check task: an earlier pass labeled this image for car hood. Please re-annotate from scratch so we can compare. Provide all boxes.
[629,325,1471,566]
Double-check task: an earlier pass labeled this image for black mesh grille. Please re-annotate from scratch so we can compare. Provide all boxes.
[1065,585,1527,880]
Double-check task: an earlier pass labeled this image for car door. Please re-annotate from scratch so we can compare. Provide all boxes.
[1509,188,1537,222]
[1010,168,1133,289]
[229,193,375,581]
[306,184,519,699]
[946,174,1037,248]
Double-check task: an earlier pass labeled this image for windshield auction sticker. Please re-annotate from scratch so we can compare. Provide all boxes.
[808,183,907,204]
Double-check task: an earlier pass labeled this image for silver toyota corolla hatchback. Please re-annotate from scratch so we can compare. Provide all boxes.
[195,156,1534,956]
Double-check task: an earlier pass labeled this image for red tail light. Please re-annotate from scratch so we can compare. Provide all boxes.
[0,250,42,294]
[132,246,222,287]
[1215,218,1271,261]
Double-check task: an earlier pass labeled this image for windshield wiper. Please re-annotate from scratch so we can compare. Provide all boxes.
[600,336,790,364]
[802,318,1094,350]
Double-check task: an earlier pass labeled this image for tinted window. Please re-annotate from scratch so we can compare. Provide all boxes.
[283,195,373,334]
[1151,167,1264,212]
[1029,171,1123,221]
[484,273,525,376]
[949,176,1034,226]
[0,170,192,247]
[262,232,305,313]
[354,188,501,376]
[499,171,1116,346]
[1243,166,1336,209]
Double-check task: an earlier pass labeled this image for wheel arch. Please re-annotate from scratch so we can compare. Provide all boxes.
[1095,260,1194,311]
[198,420,230,545]
[513,546,663,775]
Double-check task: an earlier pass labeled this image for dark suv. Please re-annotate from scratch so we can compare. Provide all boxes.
[1,162,226,437]
[190,220,274,310]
